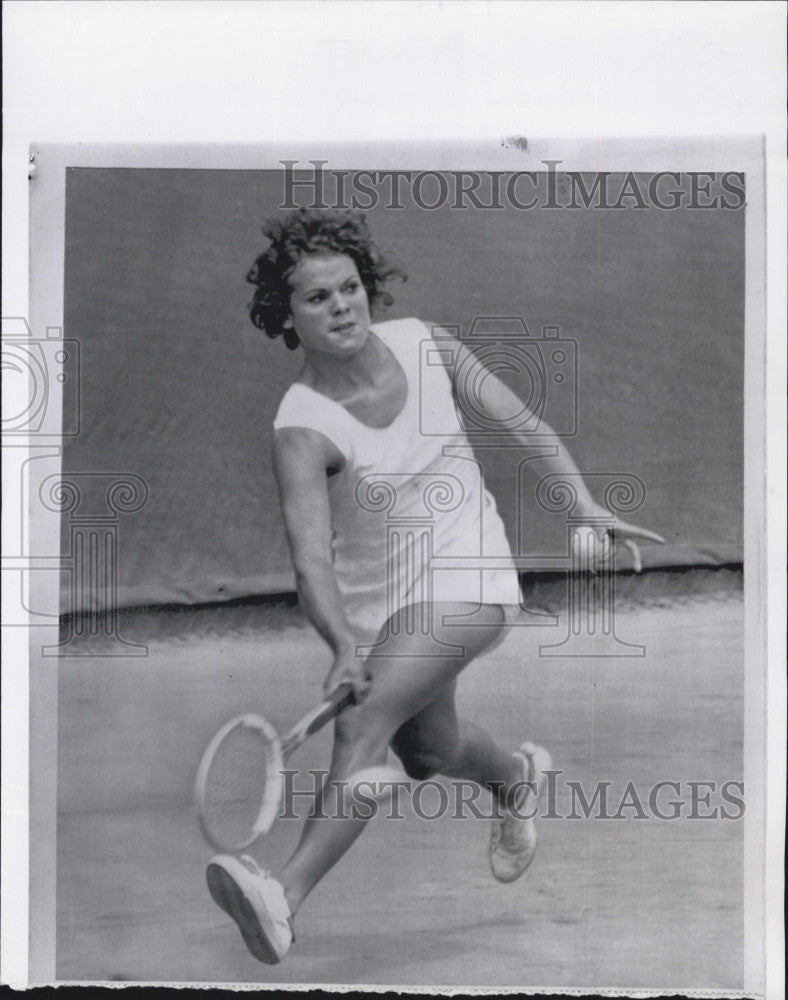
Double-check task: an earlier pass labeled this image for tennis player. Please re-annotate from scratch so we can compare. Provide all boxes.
[206,208,663,964]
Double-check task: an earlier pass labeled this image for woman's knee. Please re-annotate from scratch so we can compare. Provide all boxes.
[392,747,443,780]
[390,730,457,781]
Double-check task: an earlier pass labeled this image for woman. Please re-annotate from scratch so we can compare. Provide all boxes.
[206,208,663,964]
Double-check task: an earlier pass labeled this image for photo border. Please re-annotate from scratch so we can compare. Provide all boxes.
[17,137,765,992]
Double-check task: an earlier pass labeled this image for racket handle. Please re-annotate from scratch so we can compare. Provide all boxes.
[303,682,355,737]
[282,682,356,752]
[326,681,355,713]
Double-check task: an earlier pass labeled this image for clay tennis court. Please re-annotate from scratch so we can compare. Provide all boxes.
[56,572,743,989]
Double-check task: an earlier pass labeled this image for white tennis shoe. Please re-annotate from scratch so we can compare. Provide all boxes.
[489,741,552,883]
[206,854,294,964]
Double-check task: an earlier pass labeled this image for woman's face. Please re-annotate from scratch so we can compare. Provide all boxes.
[284,252,372,357]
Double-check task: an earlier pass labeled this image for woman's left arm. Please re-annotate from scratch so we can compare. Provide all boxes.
[434,327,665,569]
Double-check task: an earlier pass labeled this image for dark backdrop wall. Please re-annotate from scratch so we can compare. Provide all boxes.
[63,168,743,610]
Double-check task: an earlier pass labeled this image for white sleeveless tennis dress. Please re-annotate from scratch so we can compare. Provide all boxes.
[273,317,522,646]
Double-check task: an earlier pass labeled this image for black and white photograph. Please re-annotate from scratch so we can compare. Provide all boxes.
[2,3,784,996]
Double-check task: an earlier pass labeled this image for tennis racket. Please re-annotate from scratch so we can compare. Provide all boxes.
[194,682,354,852]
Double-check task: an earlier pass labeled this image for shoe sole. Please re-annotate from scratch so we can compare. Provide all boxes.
[489,742,552,884]
[206,859,283,965]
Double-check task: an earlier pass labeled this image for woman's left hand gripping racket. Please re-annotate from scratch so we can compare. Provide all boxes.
[194,683,355,852]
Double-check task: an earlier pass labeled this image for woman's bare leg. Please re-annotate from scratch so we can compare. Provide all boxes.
[277,602,506,916]
[390,680,523,805]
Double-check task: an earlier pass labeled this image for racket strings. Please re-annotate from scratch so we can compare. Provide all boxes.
[202,723,274,849]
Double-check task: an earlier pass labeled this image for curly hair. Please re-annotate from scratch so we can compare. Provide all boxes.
[246,208,406,350]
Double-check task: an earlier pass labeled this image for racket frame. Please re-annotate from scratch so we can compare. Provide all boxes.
[194,712,284,851]
[195,683,355,851]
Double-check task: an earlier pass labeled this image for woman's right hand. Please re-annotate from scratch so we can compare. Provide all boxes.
[323,648,372,704]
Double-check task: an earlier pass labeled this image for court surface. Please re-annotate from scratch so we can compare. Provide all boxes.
[56,586,744,989]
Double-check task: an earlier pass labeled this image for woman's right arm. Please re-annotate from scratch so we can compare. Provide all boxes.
[272,426,370,701]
